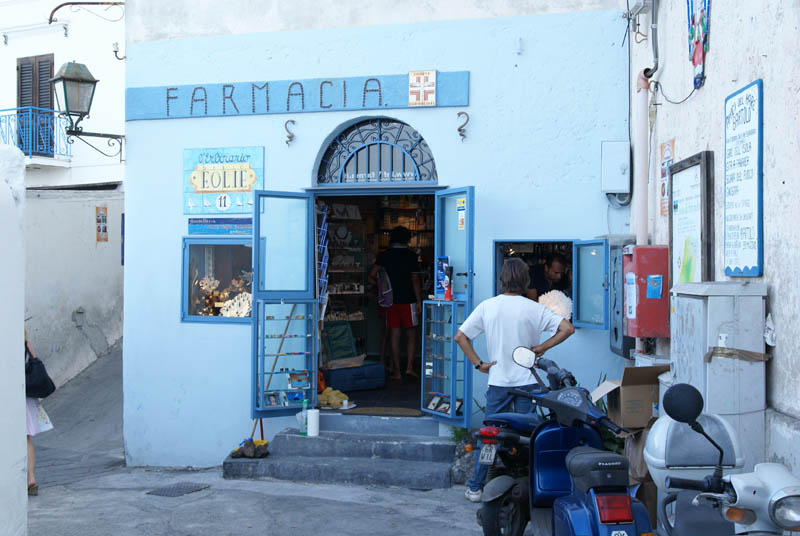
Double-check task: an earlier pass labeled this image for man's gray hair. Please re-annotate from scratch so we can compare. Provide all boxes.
[499,258,530,295]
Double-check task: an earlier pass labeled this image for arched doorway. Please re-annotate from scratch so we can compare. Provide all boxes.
[316,118,437,186]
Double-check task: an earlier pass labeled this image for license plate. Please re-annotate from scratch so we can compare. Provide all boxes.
[478,444,497,465]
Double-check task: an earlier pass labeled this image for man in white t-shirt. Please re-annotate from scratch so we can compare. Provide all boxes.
[455,257,574,502]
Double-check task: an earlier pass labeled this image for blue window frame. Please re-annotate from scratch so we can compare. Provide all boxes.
[181,236,253,324]
[572,239,610,329]
[252,190,315,300]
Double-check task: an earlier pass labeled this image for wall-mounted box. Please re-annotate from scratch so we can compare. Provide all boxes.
[624,245,669,338]
[608,235,636,357]
[601,141,630,194]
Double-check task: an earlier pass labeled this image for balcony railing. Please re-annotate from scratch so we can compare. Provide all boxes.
[0,107,71,158]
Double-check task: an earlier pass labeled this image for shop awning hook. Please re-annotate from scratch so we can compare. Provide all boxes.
[285,120,296,146]
[457,111,469,142]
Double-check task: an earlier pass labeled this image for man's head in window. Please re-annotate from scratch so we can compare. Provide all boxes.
[544,253,568,285]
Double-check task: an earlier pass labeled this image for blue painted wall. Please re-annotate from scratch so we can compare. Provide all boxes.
[124,11,630,466]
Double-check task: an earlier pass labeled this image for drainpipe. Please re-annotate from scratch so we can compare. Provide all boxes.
[633,70,649,355]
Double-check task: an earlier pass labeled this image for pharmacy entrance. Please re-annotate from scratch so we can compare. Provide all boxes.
[251,118,475,428]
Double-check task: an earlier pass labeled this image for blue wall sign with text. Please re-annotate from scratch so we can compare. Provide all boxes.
[183,146,264,215]
[188,217,253,235]
[724,80,763,277]
[127,71,469,121]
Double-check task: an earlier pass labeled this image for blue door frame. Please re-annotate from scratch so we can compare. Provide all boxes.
[250,186,476,425]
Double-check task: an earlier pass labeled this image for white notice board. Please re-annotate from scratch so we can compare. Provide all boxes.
[669,151,714,285]
[724,80,763,276]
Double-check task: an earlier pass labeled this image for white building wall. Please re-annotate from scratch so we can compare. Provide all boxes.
[629,1,800,472]
[1,0,126,386]
[126,0,624,43]
[0,145,28,536]
[0,0,126,187]
[25,190,124,386]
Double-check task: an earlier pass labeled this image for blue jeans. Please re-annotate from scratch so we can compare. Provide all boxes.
[466,384,540,492]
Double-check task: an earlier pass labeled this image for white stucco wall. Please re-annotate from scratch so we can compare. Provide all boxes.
[25,190,124,387]
[629,1,800,471]
[0,145,28,536]
[126,0,625,43]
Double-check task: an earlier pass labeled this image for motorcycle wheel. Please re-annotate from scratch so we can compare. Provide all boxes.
[479,493,526,536]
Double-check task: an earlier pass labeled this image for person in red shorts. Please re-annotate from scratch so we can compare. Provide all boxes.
[369,226,422,380]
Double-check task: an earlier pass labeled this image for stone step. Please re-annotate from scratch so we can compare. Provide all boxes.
[270,429,455,462]
[223,454,452,489]
[319,413,441,436]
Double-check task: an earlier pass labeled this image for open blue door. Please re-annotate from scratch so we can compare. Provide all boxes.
[421,186,475,427]
[251,190,318,417]
[572,239,610,329]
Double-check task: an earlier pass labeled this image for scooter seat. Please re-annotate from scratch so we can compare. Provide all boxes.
[566,446,629,493]
[484,412,543,435]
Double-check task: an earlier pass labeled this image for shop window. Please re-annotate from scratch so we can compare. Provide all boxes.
[182,237,252,323]
[493,240,609,329]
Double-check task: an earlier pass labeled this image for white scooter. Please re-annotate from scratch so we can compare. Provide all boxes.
[648,383,800,535]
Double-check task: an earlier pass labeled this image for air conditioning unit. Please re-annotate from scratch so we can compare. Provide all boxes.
[628,0,652,16]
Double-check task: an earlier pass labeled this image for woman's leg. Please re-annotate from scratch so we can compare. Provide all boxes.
[27,435,36,486]
[404,327,417,376]
[389,327,402,379]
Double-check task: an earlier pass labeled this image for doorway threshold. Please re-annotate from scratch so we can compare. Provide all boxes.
[319,411,442,437]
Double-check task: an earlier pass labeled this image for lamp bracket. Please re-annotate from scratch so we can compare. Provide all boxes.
[66,129,124,161]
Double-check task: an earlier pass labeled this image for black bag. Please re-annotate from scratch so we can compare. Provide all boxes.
[25,346,56,399]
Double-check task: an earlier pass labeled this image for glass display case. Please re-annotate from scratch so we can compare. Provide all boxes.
[182,237,252,323]
[253,299,317,416]
[420,299,471,427]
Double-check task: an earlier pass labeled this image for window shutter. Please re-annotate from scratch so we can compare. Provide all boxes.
[17,58,35,107]
[37,56,53,110]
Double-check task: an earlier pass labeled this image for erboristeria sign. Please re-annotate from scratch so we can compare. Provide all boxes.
[126,71,469,121]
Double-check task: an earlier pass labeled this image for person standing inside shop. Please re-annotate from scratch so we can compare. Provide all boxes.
[455,258,574,502]
[370,226,422,381]
[526,252,569,301]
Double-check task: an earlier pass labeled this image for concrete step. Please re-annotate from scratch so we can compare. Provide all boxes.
[319,413,441,436]
[223,454,452,489]
[270,429,455,462]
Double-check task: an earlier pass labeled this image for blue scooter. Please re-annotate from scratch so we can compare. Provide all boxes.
[475,347,652,536]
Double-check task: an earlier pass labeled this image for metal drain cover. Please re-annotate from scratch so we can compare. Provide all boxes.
[147,481,209,497]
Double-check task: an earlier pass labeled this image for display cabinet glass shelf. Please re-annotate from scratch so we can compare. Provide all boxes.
[253,299,317,416]
[420,299,471,427]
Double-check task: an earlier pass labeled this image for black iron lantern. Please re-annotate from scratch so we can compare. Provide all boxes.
[51,61,98,132]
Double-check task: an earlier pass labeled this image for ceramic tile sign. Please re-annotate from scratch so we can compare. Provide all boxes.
[659,139,675,216]
[724,80,763,276]
[408,70,437,107]
[96,206,108,242]
[183,147,264,214]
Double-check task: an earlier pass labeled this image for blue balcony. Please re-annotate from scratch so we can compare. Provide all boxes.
[0,107,72,158]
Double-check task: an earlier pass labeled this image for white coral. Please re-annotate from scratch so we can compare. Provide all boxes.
[199,276,220,293]
[221,291,252,317]
[538,290,573,320]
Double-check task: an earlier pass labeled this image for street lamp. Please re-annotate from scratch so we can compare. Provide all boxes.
[50,61,124,159]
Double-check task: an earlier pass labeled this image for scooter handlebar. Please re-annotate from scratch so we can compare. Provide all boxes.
[665,476,721,493]
[600,418,626,435]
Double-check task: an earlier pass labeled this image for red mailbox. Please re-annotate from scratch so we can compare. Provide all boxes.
[623,245,669,338]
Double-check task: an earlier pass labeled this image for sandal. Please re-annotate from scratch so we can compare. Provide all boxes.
[28,483,38,496]
[405,370,419,379]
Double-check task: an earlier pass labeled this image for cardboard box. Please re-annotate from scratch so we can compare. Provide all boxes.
[591,365,670,429]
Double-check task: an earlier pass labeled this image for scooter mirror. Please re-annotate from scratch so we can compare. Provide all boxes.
[663,383,704,424]
[512,346,536,369]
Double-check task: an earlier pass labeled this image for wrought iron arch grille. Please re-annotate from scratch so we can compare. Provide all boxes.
[317,119,437,185]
